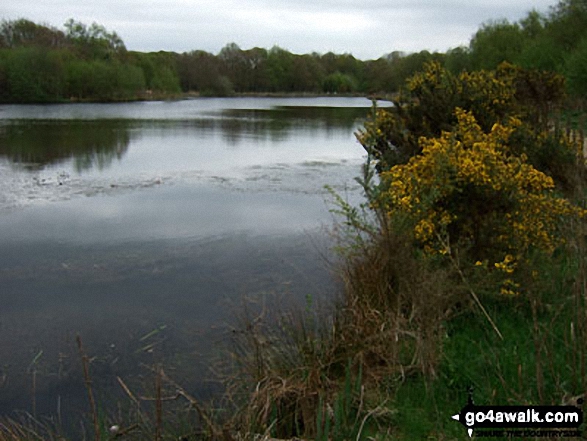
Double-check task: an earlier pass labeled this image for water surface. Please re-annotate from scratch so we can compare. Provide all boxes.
[0,97,382,429]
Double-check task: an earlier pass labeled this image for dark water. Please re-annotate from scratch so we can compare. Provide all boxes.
[0,97,383,429]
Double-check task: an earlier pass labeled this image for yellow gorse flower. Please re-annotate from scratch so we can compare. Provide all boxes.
[379,109,586,257]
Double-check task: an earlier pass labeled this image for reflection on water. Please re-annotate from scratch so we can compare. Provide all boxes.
[0,97,380,434]
[0,98,379,212]
[0,120,132,172]
[0,104,369,174]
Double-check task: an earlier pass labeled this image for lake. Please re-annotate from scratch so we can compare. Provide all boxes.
[0,97,383,429]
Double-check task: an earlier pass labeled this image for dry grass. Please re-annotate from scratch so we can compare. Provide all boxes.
[0,414,64,441]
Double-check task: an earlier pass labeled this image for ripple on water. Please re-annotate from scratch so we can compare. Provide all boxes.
[0,156,365,213]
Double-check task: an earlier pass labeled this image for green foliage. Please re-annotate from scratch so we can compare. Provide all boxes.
[517,36,563,71]
[358,62,573,188]
[465,0,587,103]
[149,66,180,94]
[266,46,295,92]
[358,62,584,306]
[64,18,125,60]
[0,19,151,102]
[444,46,471,74]
[344,10,587,434]
[0,18,67,49]
[546,0,587,52]
[469,20,526,70]
[134,52,180,94]
[176,50,222,93]
[565,37,587,98]
[323,71,357,94]
[357,62,524,169]
[0,47,67,102]
[6,0,587,102]
[316,363,368,441]
[62,59,145,101]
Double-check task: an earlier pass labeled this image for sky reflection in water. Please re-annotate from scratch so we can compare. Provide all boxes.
[0,98,380,428]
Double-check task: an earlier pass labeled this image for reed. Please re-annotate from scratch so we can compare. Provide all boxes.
[75,335,100,441]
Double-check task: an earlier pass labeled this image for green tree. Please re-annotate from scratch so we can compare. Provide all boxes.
[517,37,564,71]
[357,62,570,189]
[519,9,546,40]
[565,37,587,98]
[357,61,585,300]
[546,0,587,52]
[287,54,323,92]
[0,19,67,49]
[240,47,270,91]
[469,20,526,70]
[363,58,396,93]
[113,62,146,99]
[150,65,180,93]
[218,42,249,92]
[266,46,295,92]
[64,19,125,60]
[444,46,471,74]
[2,47,66,102]
[176,50,223,93]
[134,52,180,93]
[323,71,356,93]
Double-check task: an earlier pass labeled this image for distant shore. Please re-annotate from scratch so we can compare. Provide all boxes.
[0,91,395,105]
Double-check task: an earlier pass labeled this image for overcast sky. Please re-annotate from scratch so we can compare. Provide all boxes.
[2,0,557,59]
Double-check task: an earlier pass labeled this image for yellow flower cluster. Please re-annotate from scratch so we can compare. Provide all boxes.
[357,62,580,298]
[407,61,518,126]
[494,254,516,274]
[406,60,447,92]
[457,63,517,119]
[355,108,399,160]
[379,109,585,260]
[500,278,521,296]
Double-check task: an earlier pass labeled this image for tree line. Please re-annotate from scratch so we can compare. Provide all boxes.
[1,0,586,103]
[0,19,180,102]
[0,18,443,102]
[444,0,587,99]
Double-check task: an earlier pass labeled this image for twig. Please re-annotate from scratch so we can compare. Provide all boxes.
[76,335,100,441]
[138,393,180,402]
[355,401,391,441]
[149,366,222,439]
[436,233,503,340]
[31,369,36,418]
[117,376,139,406]
[155,365,162,441]
[114,423,139,438]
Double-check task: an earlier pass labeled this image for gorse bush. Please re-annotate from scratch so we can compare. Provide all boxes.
[357,62,569,175]
[357,62,585,299]
[379,109,584,275]
[343,60,587,439]
[356,61,521,169]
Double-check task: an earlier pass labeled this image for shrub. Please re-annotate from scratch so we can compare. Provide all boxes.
[356,62,572,188]
[379,109,584,274]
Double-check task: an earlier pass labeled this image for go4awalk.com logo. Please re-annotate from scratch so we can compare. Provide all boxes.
[451,393,583,438]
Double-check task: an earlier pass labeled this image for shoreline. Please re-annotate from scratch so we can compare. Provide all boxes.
[0,91,394,105]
